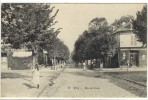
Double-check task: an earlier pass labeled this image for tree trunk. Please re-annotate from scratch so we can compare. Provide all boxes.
[95,58,98,68]
[107,56,111,68]
[32,46,38,69]
[106,56,109,68]
[54,57,56,69]
[81,62,83,67]
[90,59,93,70]
[98,58,100,68]
[100,58,103,70]
[102,56,105,68]
[86,60,88,69]
[32,55,36,69]
[75,62,78,67]
[32,51,37,69]
[45,54,47,67]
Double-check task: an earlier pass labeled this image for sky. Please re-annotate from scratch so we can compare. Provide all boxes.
[51,4,145,52]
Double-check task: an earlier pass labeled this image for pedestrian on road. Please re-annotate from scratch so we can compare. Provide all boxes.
[32,64,40,89]
[100,62,103,70]
[83,61,86,71]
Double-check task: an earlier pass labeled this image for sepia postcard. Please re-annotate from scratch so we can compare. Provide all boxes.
[1,2,147,99]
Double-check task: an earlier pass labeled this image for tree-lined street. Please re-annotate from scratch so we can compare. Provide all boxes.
[2,64,146,98]
[1,3,147,98]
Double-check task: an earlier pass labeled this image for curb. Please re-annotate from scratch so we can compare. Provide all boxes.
[116,76,147,87]
[37,66,66,97]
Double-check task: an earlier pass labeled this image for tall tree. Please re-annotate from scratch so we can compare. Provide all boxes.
[1,3,61,67]
[87,33,118,68]
[73,34,86,62]
[47,37,70,64]
[111,15,134,30]
[133,5,147,46]
[85,17,109,60]
[88,17,108,32]
[73,17,118,69]
[54,38,70,61]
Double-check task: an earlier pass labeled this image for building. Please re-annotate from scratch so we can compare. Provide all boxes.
[112,21,147,68]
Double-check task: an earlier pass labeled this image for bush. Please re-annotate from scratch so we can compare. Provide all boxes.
[8,53,32,70]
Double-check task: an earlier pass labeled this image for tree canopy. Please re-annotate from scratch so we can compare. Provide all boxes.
[2,3,70,64]
[2,3,61,51]
[72,17,118,67]
[111,15,134,30]
[47,37,70,60]
[133,5,147,46]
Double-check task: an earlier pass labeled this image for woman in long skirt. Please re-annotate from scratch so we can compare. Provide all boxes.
[83,61,86,71]
[32,64,40,88]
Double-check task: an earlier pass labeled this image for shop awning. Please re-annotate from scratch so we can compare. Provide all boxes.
[12,52,32,57]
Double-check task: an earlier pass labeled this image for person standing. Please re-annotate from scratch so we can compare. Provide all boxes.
[127,60,130,71]
[83,61,86,71]
[100,62,103,70]
[32,64,40,89]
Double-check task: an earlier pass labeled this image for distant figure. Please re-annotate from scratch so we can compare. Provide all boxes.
[100,62,103,70]
[90,61,94,69]
[32,64,40,89]
[127,60,130,67]
[83,61,86,71]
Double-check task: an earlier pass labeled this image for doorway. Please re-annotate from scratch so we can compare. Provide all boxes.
[130,51,139,67]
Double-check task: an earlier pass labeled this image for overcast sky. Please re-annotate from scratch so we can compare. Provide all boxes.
[51,4,145,52]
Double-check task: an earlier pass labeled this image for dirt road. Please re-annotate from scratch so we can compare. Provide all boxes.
[40,66,138,98]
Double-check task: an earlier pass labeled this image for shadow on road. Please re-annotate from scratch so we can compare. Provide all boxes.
[1,72,30,79]
[23,83,36,89]
[65,70,103,78]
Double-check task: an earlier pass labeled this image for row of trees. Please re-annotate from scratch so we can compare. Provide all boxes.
[2,3,70,67]
[47,37,70,63]
[72,17,118,69]
[72,5,147,69]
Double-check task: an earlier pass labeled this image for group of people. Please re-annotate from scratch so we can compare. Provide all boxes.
[82,61,103,70]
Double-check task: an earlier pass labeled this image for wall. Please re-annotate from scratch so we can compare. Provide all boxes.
[120,31,143,47]
[139,49,147,67]
[8,53,32,70]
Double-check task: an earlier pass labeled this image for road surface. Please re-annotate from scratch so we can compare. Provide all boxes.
[40,66,138,98]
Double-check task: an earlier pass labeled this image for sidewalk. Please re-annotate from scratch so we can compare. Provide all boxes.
[93,67,147,72]
[1,66,65,98]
